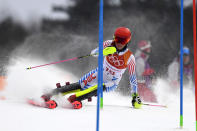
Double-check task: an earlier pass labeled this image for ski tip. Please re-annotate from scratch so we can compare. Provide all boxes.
[27,98,45,108]
[27,99,38,106]
[0,96,6,100]
[27,99,34,104]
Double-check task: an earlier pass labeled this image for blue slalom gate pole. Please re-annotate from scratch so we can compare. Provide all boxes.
[96,0,103,131]
[180,0,184,128]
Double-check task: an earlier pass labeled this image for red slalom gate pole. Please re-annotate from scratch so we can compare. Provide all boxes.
[193,0,197,129]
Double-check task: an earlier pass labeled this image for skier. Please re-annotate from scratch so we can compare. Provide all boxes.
[134,40,157,102]
[40,27,142,109]
[168,46,193,90]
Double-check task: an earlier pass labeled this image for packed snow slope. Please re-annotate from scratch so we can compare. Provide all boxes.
[0,58,195,131]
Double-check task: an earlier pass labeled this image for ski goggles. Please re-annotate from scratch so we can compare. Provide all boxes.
[114,36,130,45]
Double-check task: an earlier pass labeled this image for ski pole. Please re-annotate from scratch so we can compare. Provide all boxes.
[26,47,117,70]
[142,103,167,108]
[26,54,94,70]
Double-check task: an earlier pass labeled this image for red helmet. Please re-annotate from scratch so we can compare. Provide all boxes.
[138,40,151,50]
[114,27,132,45]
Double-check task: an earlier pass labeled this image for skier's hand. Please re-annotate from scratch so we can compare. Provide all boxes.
[91,47,116,57]
[103,47,116,56]
[91,48,99,57]
[131,93,142,109]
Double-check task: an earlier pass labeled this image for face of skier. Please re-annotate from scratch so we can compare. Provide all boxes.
[115,42,127,50]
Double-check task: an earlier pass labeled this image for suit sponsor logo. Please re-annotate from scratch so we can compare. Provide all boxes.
[83,73,96,86]
[108,55,124,67]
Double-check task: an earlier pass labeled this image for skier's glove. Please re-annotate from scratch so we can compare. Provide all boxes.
[90,47,116,57]
[91,47,99,57]
[103,47,116,56]
[131,93,142,109]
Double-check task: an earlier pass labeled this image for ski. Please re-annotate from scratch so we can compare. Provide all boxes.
[27,99,57,109]
[27,99,47,108]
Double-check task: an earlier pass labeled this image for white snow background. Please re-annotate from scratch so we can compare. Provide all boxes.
[0,56,195,131]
